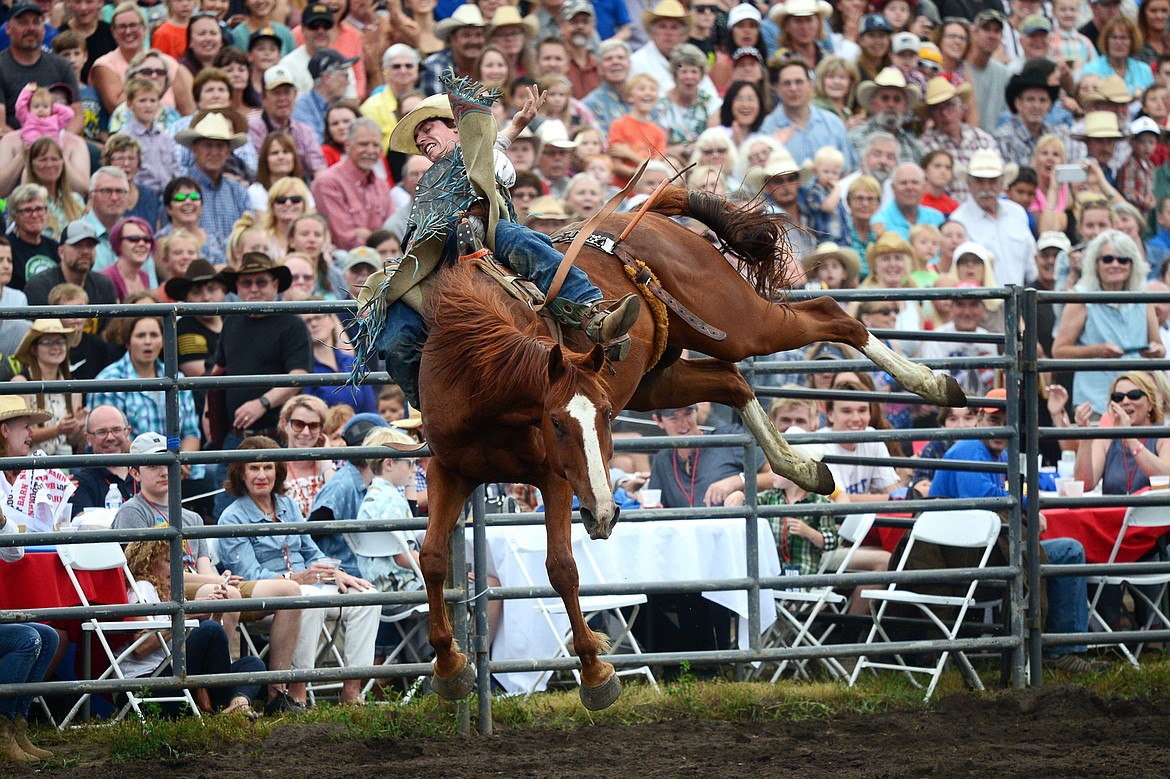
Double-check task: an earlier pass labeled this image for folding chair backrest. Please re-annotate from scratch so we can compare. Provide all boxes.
[910,510,1001,549]
[57,541,127,572]
[346,530,412,559]
[1123,505,1170,529]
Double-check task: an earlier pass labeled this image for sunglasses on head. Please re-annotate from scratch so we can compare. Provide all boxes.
[1111,389,1147,403]
[172,192,202,202]
[306,20,333,30]
[1099,254,1132,265]
[274,195,304,205]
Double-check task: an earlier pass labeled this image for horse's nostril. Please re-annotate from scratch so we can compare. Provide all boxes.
[581,507,595,527]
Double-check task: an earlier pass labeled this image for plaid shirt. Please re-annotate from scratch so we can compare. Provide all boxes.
[798,179,848,245]
[185,166,249,247]
[1050,28,1098,73]
[651,90,719,145]
[994,116,1073,168]
[582,83,631,136]
[419,49,455,97]
[920,123,998,200]
[759,490,838,577]
[1116,154,1156,211]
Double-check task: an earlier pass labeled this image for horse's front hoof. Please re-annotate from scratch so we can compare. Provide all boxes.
[579,673,622,711]
[792,460,835,496]
[431,658,476,701]
[941,375,968,408]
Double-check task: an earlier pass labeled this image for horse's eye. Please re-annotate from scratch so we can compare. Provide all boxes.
[551,417,564,433]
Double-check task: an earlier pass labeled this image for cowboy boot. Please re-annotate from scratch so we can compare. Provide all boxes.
[0,718,34,763]
[12,715,51,760]
[550,294,642,361]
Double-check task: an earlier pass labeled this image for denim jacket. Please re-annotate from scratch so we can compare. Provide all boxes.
[217,494,325,580]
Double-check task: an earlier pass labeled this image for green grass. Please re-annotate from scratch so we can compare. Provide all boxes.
[26,657,1170,766]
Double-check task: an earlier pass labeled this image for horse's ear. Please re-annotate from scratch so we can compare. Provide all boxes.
[547,344,567,383]
[585,344,606,373]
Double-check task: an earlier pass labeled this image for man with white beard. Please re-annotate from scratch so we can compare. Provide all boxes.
[951,148,1037,287]
[848,67,924,165]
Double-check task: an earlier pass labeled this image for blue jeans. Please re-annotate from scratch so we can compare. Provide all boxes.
[378,220,603,407]
[1041,538,1089,656]
[0,622,59,719]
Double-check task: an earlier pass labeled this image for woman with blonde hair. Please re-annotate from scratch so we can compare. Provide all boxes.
[846,175,884,275]
[813,55,861,128]
[21,138,85,239]
[538,72,596,135]
[734,133,784,186]
[1033,133,1070,234]
[277,395,336,518]
[688,127,739,178]
[263,177,314,257]
[1068,371,1170,494]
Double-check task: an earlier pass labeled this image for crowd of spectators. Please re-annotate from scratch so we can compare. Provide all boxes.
[5,0,1170,733]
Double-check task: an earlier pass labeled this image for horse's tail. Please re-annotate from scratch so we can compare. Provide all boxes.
[648,186,797,299]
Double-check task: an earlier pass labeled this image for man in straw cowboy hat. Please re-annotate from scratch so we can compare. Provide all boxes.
[420,4,488,96]
[175,109,250,246]
[951,147,1037,287]
[1074,111,1124,186]
[848,66,925,165]
[919,76,996,200]
[630,0,717,98]
[352,73,640,408]
[768,0,833,69]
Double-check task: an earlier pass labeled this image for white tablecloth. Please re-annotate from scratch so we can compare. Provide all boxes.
[428,516,782,694]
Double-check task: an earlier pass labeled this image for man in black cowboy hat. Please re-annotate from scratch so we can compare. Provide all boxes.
[210,253,311,515]
[994,57,1073,168]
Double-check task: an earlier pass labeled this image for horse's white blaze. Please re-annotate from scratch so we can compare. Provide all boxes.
[566,394,613,515]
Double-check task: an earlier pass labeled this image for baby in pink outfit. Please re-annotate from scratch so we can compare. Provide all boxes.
[15,83,75,147]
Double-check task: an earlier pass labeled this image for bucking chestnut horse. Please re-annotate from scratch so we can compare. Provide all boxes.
[417,187,966,710]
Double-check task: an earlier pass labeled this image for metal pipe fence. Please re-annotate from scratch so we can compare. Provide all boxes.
[0,287,1165,727]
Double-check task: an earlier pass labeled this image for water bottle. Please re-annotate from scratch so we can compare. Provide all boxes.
[1057,450,1075,480]
[104,483,123,511]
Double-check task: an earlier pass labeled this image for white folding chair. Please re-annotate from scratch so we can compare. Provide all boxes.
[345,530,431,699]
[1086,505,1170,667]
[768,513,876,682]
[848,510,1003,702]
[503,533,658,695]
[56,542,201,729]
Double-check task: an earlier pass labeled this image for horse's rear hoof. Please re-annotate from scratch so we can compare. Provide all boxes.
[432,658,476,701]
[793,460,835,496]
[580,673,622,711]
[941,375,968,408]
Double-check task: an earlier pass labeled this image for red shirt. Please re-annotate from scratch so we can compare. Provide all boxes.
[921,191,958,216]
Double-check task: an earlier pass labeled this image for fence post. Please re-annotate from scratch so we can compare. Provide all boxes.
[742,439,761,680]
[470,485,492,734]
[1021,287,1043,685]
[163,309,186,681]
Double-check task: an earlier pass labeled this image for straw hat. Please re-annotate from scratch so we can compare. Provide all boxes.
[923,75,971,106]
[642,0,692,30]
[216,252,293,293]
[855,67,921,111]
[865,231,915,266]
[488,5,538,38]
[435,4,488,42]
[175,109,248,150]
[1081,74,1131,105]
[390,406,423,430]
[741,151,811,191]
[802,242,861,282]
[964,148,1017,181]
[388,94,453,156]
[536,119,579,150]
[768,0,832,24]
[0,396,51,426]
[14,319,79,366]
[1073,111,1123,140]
[526,196,573,221]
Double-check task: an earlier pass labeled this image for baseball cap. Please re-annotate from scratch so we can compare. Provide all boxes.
[1037,231,1072,253]
[308,48,359,81]
[974,9,1006,28]
[979,387,1007,415]
[732,46,764,64]
[263,64,297,90]
[62,220,99,245]
[560,0,595,21]
[727,3,762,28]
[9,1,45,17]
[341,246,380,273]
[248,26,283,49]
[1130,116,1161,137]
[302,2,335,26]
[130,431,168,455]
[1020,14,1052,35]
[892,32,921,54]
[341,412,390,448]
[860,13,893,35]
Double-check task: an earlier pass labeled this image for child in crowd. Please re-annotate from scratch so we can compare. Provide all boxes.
[1005,167,1039,236]
[1116,116,1159,214]
[151,0,198,60]
[607,73,665,186]
[571,126,604,173]
[539,73,594,135]
[798,146,848,245]
[908,223,941,283]
[14,84,74,148]
[1140,86,1170,166]
[1050,0,1098,74]
[50,32,102,143]
[121,78,181,194]
[377,385,406,424]
[584,153,618,197]
[920,149,958,215]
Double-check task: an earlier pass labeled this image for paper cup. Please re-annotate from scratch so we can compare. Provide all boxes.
[639,489,661,508]
[1055,478,1074,496]
[1063,481,1085,498]
[1151,475,1170,491]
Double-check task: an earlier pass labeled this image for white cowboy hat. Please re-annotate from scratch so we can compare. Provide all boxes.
[175,110,248,150]
[964,148,1016,180]
[855,67,921,111]
[388,94,454,156]
[536,119,579,150]
[435,4,488,43]
[768,0,832,24]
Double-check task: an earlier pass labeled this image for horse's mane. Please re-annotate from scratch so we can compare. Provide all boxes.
[648,186,797,299]
[423,262,604,408]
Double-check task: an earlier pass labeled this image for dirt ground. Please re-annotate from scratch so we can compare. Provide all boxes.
[14,683,1169,778]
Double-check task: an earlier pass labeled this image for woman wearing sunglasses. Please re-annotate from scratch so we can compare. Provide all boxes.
[158,176,227,265]
[1053,229,1163,416]
[277,395,336,518]
[263,178,314,257]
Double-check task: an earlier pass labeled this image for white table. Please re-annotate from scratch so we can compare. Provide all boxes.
[427,516,782,694]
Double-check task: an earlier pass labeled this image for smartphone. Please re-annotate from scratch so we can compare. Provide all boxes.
[1055,164,1086,184]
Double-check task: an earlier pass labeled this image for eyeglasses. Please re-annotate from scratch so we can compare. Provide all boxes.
[274,195,304,205]
[237,276,273,289]
[288,418,323,434]
[16,205,47,215]
[135,67,166,78]
[290,273,316,282]
[1099,254,1132,265]
[171,192,202,202]
[1111,389,1147,403]
[768,173,800,184]
[113,21,145,31]
[35,337,67,347]
[388,62,417,70]
[512,190,537,200]
[89,426,128,438]
[693,4,719,12]
[95,187,129,197]
[700,147,729,154]
[849,194,879,203]
[864,307,898,316]
[121,234,151,243]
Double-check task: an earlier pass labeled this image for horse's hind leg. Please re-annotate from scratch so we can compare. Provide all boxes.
[419,461,478,699]
[626,357,835,495]
[541,475,621,711]
[703,295,966,409]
